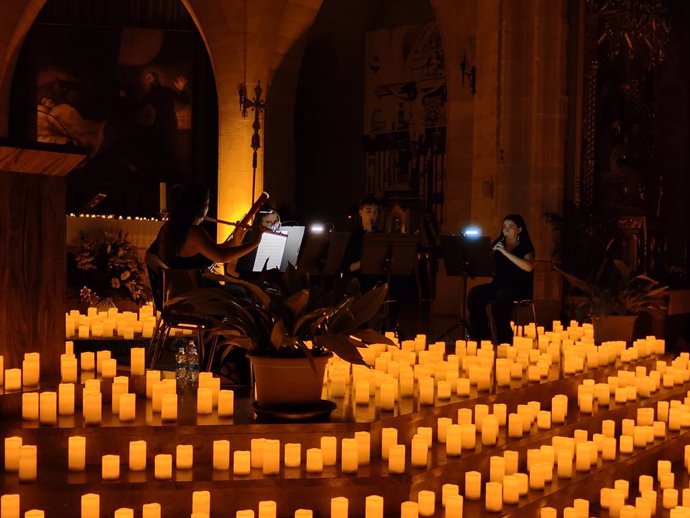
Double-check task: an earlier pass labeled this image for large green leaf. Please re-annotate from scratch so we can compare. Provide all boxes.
[350,328,395,346]
[313,334,367,366]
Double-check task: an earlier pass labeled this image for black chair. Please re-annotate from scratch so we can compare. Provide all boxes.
[145,253,213,369]
[487,299,538,345]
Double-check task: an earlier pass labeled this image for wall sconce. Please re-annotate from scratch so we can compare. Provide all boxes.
[459,55,476,95]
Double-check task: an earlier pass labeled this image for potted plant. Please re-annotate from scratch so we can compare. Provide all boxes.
[165,266,394,407]
[556,257,667,343]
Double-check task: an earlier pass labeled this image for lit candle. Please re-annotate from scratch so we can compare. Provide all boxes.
[508,413,523,438]
[460,424,476,450]
[306,448,323,473]
[331,497,349,518]
[258,501,277,518]
[4,368,21,391]
[119,393,136,421]
[575,442,590,472]
[83,390,102,425]
[465,471,481,500]
[504,450,519,475]
[365,495,384,518]
[128,440,146,471]
[263,439,280,475]
[619,435,633,454]
[145,370,160,398]
[573,499,589,518]
[485,482,502,512]
[380,381,396,410]
[381,428,398,460]
[417,490,435,517]
[400,502,418,518]
[445,495,463,518]
[130,347,146,376]
[78,325,90,339]
[101,358,117,379]
[80,352,95,371]
[445,425,461,456]
[321,436,337,466]
[437,417,452,443]
[38,391,57,425]
[489,456,505,483]
[411,436,429,467]
[456,378,470,396]
[237,510,255,518]
[663,488,678,510]
[355,431,370,465]
[81,494,100,518]
[213,440,230,470]
[102,454,120,480]
[503,474,520,504]
[61,354,78,383]
[251,438,265,469]
[389,444,406,474]
[355,380,370,404]
[113,509,133,518]
[341,438,359,473]
[4,436,22,472]
[196,387,213,414]
[442,484,459,507]
[58,383,75,416]
[482,415,499,446]
[0,495,20,518]
[294,510,312,518]
[284,443,301,468]
[18,444,37,482]
[218,390,235,417]
[68,436,86,471]
[22,392,39,421]
[176,444,193,469]
[556,449,573,479]
[161,393,178,421]
[233,451,251,475]
[96,350,111,375]
[154,454,172,480]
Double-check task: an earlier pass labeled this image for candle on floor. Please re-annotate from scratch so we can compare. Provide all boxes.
[365,495,384,518]
[176,444,193,470]
[118,393,136,422]
[465,471,481,500]
[258,501,277,518]
[213,440,230,470]
[389,444,406,474]
[81,494,100,518]
[503,475,520,504]
[102,454,120,480]
[489,456,505,483]
[4,436,22,472]
[284,443,301,468]
[306,448,323,473]
[128,440,147,471]
[68,436,86,471]
[58,383,75,416]
[251,438,265,469]
[233,451,251,475]
[263,439,280,475]
[445,495,463,518]
[22,392,39,421]
[130,348,146,376]
[400,502,418,518]
[321,436,337,466]
[355,431,370,465]
[83,390,102,425]
[61,354,78,383]
[218,390,234,417]
[101,358,117,379]
[331,497,348,518]
[4,368,21,391]
[192,491,211,517]
[161,394,178,421]
[412,436,429,467]
[417,490,435,517]
[381,428,398,460]
[485,482,503,512]
[196,387,213,415]
[18,445,37,482]
[154,454,172,480]
[39,392,57,425]
[113,509,133,518]
[341,438,359,473]
[0,495,20,518]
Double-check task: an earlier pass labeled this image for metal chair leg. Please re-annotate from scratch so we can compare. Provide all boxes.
[150,324,172,369]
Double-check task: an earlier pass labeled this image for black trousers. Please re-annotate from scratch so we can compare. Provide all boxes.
[467,282,522,344]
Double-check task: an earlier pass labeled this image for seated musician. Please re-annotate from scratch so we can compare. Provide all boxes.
[148,183,262,270]
[234,204,281,279]
[340,196,383,292]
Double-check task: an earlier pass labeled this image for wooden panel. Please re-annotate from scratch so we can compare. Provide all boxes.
[0,145,84,176]
[0,172,65,375]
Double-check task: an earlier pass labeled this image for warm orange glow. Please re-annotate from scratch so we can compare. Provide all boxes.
[217,113,263,242]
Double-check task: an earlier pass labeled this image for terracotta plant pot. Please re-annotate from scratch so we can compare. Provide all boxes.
[248,353,332,406]
[593,315,638,344]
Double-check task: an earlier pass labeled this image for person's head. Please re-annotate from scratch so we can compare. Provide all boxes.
[253,205,280,232]
[358,196,381,231]
[40,96,55,109]
[144,71,160,88]
[168,183,210,228]
[500,214,531,245]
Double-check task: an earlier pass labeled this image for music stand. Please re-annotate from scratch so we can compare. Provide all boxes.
[361,234,419,332]
[436,234,493,341]
[321,232,352,276]
[296,234,330,276]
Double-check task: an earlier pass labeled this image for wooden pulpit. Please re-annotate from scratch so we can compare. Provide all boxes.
[0,144,85,376]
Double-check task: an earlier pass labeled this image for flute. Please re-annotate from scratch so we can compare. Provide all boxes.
[204,216,287,237]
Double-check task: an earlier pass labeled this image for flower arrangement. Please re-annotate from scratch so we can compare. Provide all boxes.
[75,229,151,305]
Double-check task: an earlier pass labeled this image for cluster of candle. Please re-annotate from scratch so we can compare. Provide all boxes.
[65,305,158,340]
[68,214,161,221]
[1,352,40,391]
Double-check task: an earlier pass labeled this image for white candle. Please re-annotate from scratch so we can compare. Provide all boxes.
[58,383,75,416]
[284,443,301,468]
[365,495,384,518]
[22,392,39,421]
[251,438,265,469]
[445,495,463,518]
[4,436,22,472]
[412,436,429,467]
[176,444,193,469]
[331,497,348,518]
[503,475,520,504]
[213,440,230,470]
[381,428,398,460]
[38,392,57,425]
[263,439,280,475]
[481,415,498,446]
[465,471,481,500]
[4,368,21,391]
[258,501,276,518]
[119,393,136,421]
[218,390,235,417]
[18,445,37,481]
[196,387,213,414]
[161,394,178,421]
[81,494,99,518]
[233,451,251,475]
[306,448,323,473]
[321,436,337,466]
[389,444,406,474]
[68,436,86,471]
[485,482,502,512]
[0,495,20,518]
[341,438,358,473]
[83,390,102,425]
[355,431,370,465]
[128,440,146,471]
[102,454,120,480]
[154,454,172,480]
[489,456,505,483]
[417,490,435,517]
[400,502,418,518]
[61,354,78,383]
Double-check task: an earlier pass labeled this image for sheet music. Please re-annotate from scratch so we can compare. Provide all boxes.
[252,232,288,271]
[280,226,305,270]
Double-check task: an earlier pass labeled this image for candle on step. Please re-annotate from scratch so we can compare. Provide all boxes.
[130,348,145,376]
[96,350,111,375]
[102,454,120,480]
[331,497,348,518]
[321,436,337,466]
[251,438,265,469]
[83,390,102,425]
[4,436,22,472]
[411,436,429,467]
[176,444,193,470]
[61,354,78,383]
[263,439,280,475]
[68,436,86,471]
[355,431,370,465]
[381,428,398,460]
[18,445,37,482]
[154,454,172,480]
[418,490,435,517]
[233,451,251,475]
[81,494,99,518]
[258,501,276,518]
[22,392,39,421]
[284,443,301,468]
[218,390,234,417]
[58,383,75,416]
[4,369,21,391]
[341,438,358,473]
[119,393,136,421]
[114,509,133,518]
[503,475,520,504]
[129,440,147,471]
[365,495,384,518]
[196,387,213,415]
[213,440,230,470]
[101,358,117,379]
[389,444,406,474]
[465,471,481,500]
[306,448,323,473]
[485,482,503,512]
[0,495,20,518]
[445,495,463,518]
[161,394,178,421]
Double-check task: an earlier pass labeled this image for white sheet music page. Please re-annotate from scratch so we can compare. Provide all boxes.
[252,232,287,271]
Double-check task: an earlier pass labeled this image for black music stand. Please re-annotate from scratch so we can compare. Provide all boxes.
[436,234,493,341]
[296,232,351,288]
[361,233,419,332]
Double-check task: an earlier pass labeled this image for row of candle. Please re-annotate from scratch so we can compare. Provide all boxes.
[66,305,157,339]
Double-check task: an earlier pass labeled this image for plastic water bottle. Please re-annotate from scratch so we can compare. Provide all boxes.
[175,347,187,383]
[186,340,199,385]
